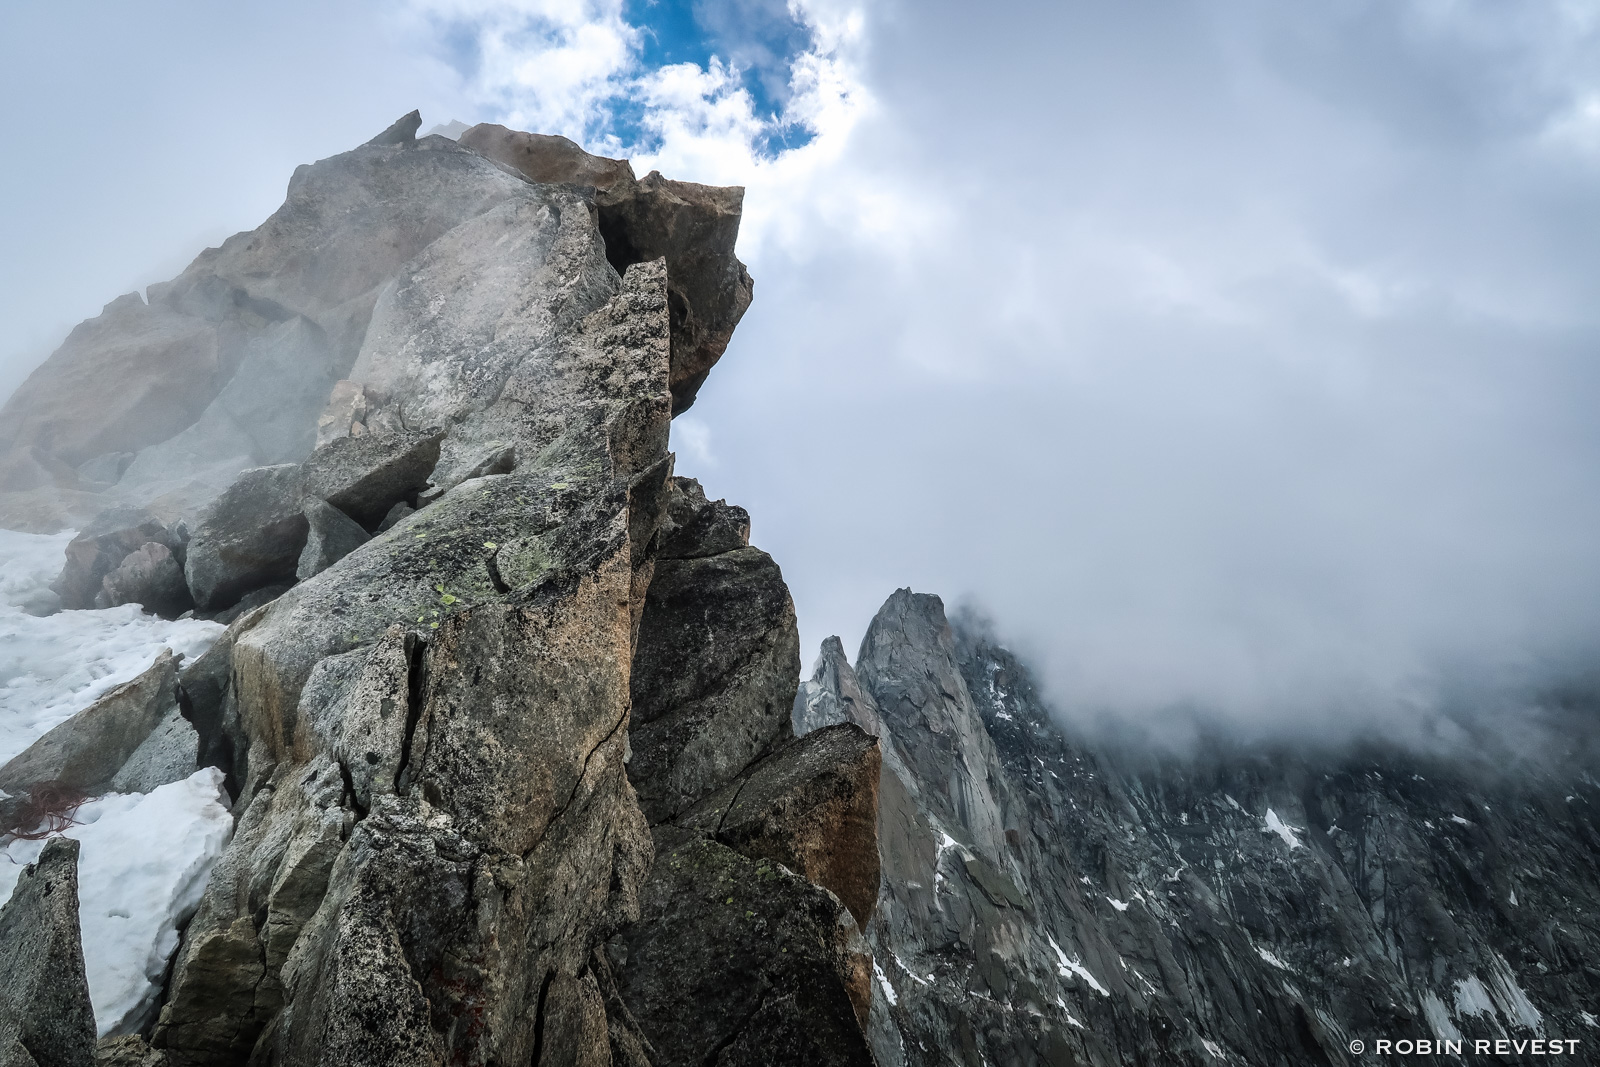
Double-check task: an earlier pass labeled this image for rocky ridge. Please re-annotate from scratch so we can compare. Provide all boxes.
[795,589,1600,1067]
[0,115,876,1065]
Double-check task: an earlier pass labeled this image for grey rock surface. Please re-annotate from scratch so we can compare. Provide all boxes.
[457,124,753,414]
[0,293,224,470]
[74,452,134,487]
[299,429,442,529]
[0,650,179,796]
[96,542,192,618]
[182,464,306,612]
[295,498,370,581]
[109,707,199,794]
[628,477,800,823]
[0,838,97,1067]
[810,589,1600,1067]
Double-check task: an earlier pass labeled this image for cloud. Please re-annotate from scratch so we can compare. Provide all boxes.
[7,0,1600,750]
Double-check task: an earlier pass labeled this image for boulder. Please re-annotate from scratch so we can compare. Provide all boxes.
[109,707,199,794]
[51,506,181,610]
[676,723,882,929]
[457,124,752,414]
[596,174,753,413]
[0,838,97,1067]
[96,542,192,618]
[629,477,799,823]
[74,452,134,488]
[295,499,370,580]
[0,650,180,797]
[457,125,635,191]
[183,464,307,612]
[0,293,224,469]
[299,429,442,529]
[608,829,874,1066]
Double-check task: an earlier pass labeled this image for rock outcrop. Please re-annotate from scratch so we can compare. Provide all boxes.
[0,113,874,1066]
[0,838,98,1067]
[0,651,181,797]
[458,124,753,414]
[799,589,1600,1067]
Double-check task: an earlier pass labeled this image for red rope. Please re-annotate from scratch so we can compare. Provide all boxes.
[1,781,89,847]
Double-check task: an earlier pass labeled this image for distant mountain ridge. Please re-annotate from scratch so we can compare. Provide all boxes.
[796,588,1600,1066]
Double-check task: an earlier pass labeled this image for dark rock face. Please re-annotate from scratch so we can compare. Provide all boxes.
[677,723,882,930]
[800,589,1600,1067]
[0,839,97,1067]
[183,463,307,612]
[0,650,180,796]
[629,478,800,823]
[609,828,875,1067]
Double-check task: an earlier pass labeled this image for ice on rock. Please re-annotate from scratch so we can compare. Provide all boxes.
[0,768,234,1036]
[0,528,224,765]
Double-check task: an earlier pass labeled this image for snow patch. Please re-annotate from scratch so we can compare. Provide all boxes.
[1452,975,1496,1018]
[1422,992,1464,1043]
[1046,933,1109,996]
[1107,896,1129,911]
[1263,809,1303,850]
[1581,1011,1597,1027]
[1202,1038,1226,1059]
[873,958,898,1006]
[1255,947,1290,970]
[1054,997,1084,1028]
[0,769,234,1036]
[1450,814,1471,826]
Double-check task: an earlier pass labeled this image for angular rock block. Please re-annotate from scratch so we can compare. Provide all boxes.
[183,464,307,612]
[0,650,179,797]
[0,838,97,1067]
[295,498,370,580]
[609,830,874,1066]
[630,480,799,823]
[300,428,442,529]
[96,542,192,618]
[677,722,882,930]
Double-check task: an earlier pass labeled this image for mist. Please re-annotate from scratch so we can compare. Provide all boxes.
[5,0,1600,746]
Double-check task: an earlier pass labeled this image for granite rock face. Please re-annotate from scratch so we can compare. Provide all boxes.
[800,589,1600,1067]
[628,477,800,823]
[183,464,307,612]
[457,124,753,414]
[0,113,880,1066]
[0,839,98,1067]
